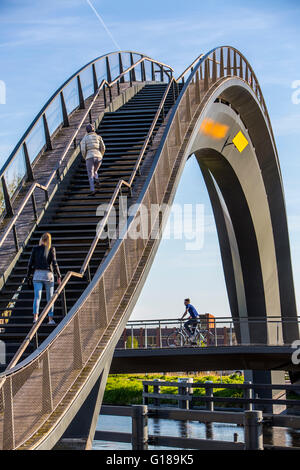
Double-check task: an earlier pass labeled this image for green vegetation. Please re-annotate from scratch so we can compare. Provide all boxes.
[103,373,244,406]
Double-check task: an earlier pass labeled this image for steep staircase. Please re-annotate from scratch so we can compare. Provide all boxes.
[0,83,177,371]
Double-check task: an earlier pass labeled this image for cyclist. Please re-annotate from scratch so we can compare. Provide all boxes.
[181,298,199,341]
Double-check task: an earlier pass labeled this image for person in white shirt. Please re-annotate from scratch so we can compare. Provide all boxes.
[80,124,106,196]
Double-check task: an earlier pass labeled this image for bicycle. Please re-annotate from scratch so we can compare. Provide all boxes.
[167,319,215,347]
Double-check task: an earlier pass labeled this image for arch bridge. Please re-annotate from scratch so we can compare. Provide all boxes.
[0,47,298,449]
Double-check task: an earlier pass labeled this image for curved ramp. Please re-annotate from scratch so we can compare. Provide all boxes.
[0,47,297,449]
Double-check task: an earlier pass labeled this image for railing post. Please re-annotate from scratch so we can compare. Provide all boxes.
[77,75,85,109]
[130,53,136,82]
[106,56,112,83]
[13,225,19,252]
[220,47,224,77]
[131,405,148,450]
[60,91,70,127]
[3,376,15,450]
[145,324,147,349]
[226,48,232,77]
[42,349,53,414]
[103,86,107,108]
[195,70,201,104]
[214,322,218,346]
[205,381,214,411]
[141,60,146,82]
[143,383,149,405]
[151,62,155,82]
[233,50,238,76]
[119,53,125,83]
[244,410,263,450]
[244,381,253,411]
[178,379,192,410]
[23,142,35,182]
[1,175,14,218]
[159,320,162,348]
[31,193,37,220]
[92,63,98,94]
[153,379,161,407]
[212,51,217,82]
[245,64,249,84]
[160,65,164,82]
[42,113,53,151]
[204,59,209,91]
[60,288,67,317]
[239,55,244,79]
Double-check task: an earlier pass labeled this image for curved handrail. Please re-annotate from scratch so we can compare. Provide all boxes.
[0,47,281,450]
[0,51,174,217]
[3,46,274,373]
[0,55,173,252]
[4,76,177,371]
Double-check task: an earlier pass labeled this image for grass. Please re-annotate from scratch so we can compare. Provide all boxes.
[103,373,244,406]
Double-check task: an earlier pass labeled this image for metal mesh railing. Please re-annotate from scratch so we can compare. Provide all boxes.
[0,46,278,449]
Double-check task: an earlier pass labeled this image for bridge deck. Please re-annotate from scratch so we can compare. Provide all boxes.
[111,346,299,373]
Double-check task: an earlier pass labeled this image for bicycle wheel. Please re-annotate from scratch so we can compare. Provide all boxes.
[167,331,186,347]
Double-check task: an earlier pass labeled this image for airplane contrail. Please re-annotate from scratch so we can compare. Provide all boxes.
[85,0,121,51]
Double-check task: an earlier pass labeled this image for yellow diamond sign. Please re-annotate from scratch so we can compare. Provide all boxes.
[232,131,249,153]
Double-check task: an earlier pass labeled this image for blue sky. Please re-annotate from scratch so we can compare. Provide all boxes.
[0,0,300,320]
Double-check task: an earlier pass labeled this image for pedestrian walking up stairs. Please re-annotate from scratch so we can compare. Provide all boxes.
[0,48,296,449]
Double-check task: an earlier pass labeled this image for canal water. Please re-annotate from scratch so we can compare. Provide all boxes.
[93,414,300,450]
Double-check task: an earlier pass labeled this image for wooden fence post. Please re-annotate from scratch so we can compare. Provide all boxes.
[153,379,161,407]
[244,410,263,450]
[205,381,214,411]
[132,405,148,450]
[244,381,253,411]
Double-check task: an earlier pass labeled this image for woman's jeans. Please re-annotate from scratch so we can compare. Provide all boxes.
[86,157,102,191]
[33,280,54,317]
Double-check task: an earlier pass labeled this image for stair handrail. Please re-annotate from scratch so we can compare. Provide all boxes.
[5,77,177,371]
[0,57,174,253]
[0,52,174,220]
[0,47,282,452]
[3,46,273,373]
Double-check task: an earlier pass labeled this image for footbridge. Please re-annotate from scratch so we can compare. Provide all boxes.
[111,317,300,373]
[0,47,298,449]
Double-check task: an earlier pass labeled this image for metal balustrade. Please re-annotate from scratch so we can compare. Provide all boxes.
[0,46,287,449]
[118,317,300,349]
[0,51,173,220]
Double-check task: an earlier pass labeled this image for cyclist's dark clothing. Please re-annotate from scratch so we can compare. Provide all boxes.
[184,318,197,336]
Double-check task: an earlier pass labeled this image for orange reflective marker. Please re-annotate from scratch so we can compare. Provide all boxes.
[232,131,249,153]
[200,118,229,140]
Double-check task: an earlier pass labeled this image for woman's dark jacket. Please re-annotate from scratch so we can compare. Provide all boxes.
[27,245,61,278]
